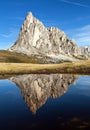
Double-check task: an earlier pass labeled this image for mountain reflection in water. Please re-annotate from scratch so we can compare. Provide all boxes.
[10,74,78,114]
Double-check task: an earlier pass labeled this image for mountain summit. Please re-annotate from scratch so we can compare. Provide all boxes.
[9,12,87,63]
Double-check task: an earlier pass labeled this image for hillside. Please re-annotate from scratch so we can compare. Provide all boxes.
[0,50,40,63]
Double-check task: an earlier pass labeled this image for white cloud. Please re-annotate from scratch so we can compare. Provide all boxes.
[9,17,24,21]
[0,33,13,38]
[66,25,90,47]
[0,28,19,38]
[0,28,19,49]
[59,0,90,8]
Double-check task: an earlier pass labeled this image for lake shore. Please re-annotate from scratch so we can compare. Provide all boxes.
[0,60,90,76]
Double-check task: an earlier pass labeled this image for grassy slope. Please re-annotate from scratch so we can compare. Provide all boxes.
[0,50,40,63]
[0,60,90,75]
[0,50,90,75]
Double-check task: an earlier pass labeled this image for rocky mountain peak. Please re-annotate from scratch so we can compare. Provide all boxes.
[8,12,88,63]
[80,46,90,56]
[27,12,33,18]
[26,12,33,21]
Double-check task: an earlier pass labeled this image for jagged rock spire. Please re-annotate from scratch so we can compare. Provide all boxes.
[9,12,87,63]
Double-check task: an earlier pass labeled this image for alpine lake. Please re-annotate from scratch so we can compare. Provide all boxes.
[0,74,90,130]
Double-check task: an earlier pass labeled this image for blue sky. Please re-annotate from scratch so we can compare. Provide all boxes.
[0,0,90,49]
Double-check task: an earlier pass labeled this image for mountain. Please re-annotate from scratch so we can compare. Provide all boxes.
[10,74,78,114]
[80,46,90,57]
[9,12,87,63]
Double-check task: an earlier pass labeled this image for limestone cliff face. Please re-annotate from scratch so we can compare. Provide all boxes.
[10,74,78,114]
[9,12,86,63]
[80,46,90,57]
[9,12,51,55]
[48,27,80,56]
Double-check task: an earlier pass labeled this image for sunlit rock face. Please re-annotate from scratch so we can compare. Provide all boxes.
[10,74,78,114]
[9,12,51,56]
[48,27,80,56]
[9,12,86,63]
[80,46,90,57]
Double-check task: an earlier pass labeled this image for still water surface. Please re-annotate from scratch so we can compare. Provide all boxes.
[0,74,90,130]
